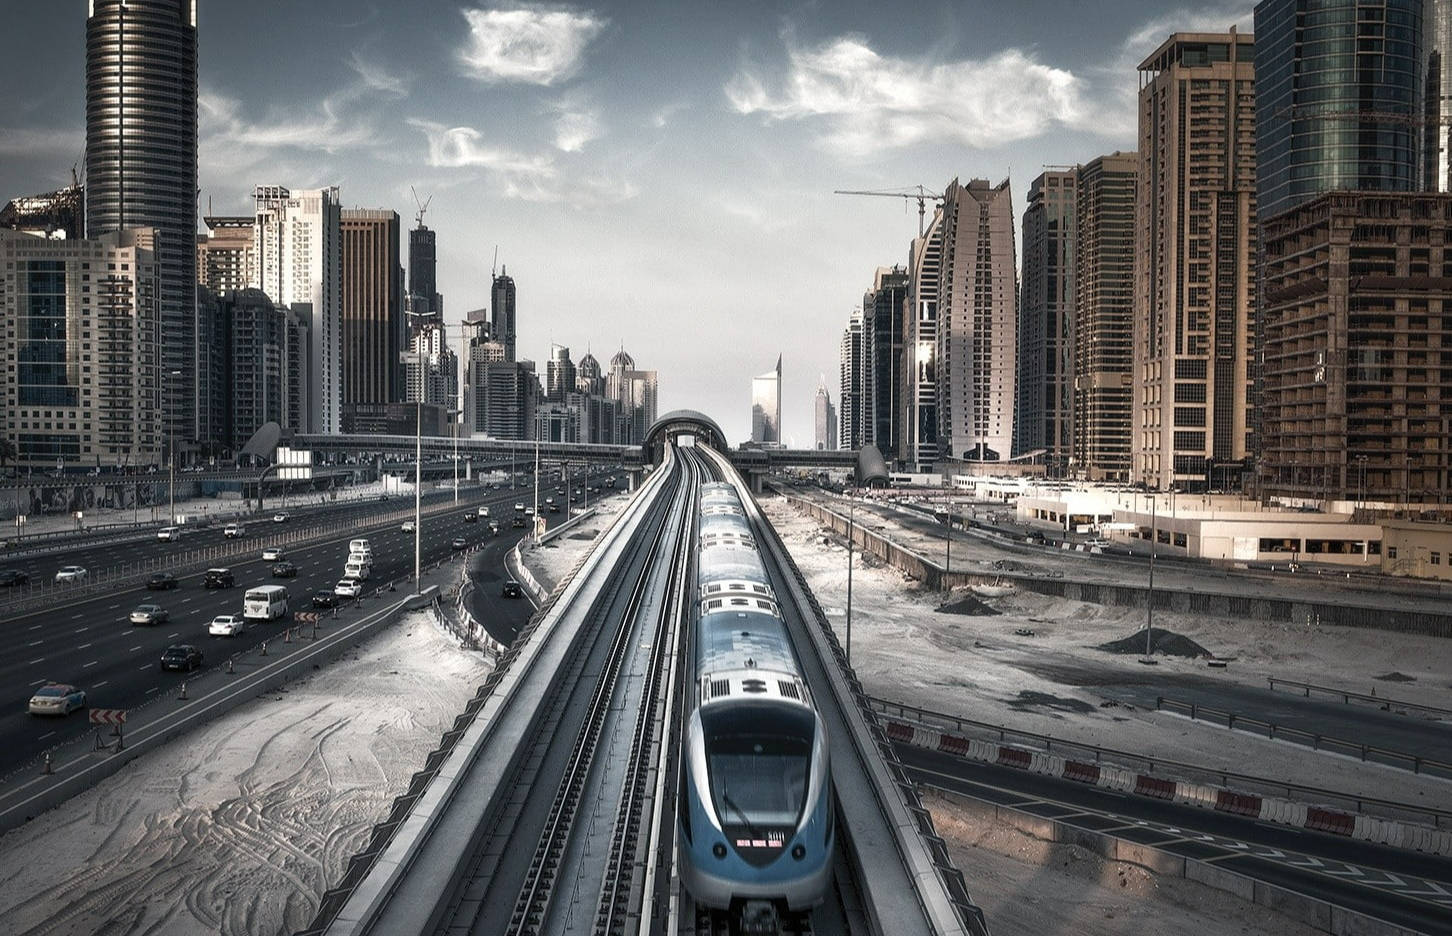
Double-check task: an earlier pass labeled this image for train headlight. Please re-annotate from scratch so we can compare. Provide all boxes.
[791,844,806,861]
[712,842,727,859]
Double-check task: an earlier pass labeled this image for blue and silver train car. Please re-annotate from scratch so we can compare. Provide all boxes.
[679,481,833,911]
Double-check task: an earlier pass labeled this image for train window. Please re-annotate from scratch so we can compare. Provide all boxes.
[731,598,748,606]
[702,704,814,829]
[707,600,723,610]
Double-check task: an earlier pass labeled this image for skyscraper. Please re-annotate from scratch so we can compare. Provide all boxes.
[814,379,837,451]
[576,351,603,395]
[862,266,908,460]
[253,185,342,433]
[839,311,863,449]
[1428,0,1452,192]
[492,266,517,362]
[408,224,441,319]
[1255,0,1424,221]
[340,209,403,410]
[547,344,576,401]
[1134,31,1257,491]
[751,355,782,444]
[198,217,257,294]
[1073,152,1138,482]
[937,178,1018,462]
[85,0,198,456]
[903,213,943,468]
[1019,170,1077,466]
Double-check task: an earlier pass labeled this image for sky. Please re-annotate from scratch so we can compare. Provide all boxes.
[0,0,1255,445]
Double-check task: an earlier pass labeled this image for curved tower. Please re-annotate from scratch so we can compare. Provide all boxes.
[85,0,199,449]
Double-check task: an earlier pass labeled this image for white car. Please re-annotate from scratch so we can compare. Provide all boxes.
[208,614,246,637]
[261,547,285,561]
[272,513,289,523]
[401,520,415,532]
[55,565,88,584]
[223,523,244,538]
[514,502,525,512]
[334,578,362,598]
[157,526,182,541]
[28,683,86,716]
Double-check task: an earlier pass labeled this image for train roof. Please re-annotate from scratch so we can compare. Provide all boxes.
[697,608,797,676]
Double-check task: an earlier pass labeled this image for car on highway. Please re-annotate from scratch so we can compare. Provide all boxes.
[27,683,86,717]
[0,568,29,587]
[157,526,183,542]
[146,571,179,590]
[160,644,203,672]
[54,566,88,584]
[512,516,528,528]
[451,536,468,549]
[311,589,340,609]
[334,578,362,598]
[129,604,169,626]
[476,505,490,517]
[523,506,535,516]
[261,547,284,561]
[208,614,246,637]
[501,580,523,599]
[462,512,476,523]
[202,567,235,589]
[487,519,500,534]
[548,504,560,514]
[514,502,525,512]
[272,513,289,523]
[402,519,416,531]
[223,523,245,538]
[271,561,298,578]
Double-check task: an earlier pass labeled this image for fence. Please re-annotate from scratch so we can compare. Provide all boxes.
[1266,677,1452,718]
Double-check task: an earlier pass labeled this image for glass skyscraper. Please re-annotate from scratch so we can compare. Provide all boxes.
[1255,0,1424,222]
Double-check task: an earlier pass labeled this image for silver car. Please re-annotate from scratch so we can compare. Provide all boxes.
[54,565,88,584]
[28,683,86,716]
[129,604,169,626]
[208,614,247,637]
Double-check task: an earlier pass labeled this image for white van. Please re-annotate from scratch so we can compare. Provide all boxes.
[243,585,289,621]
[157,526,182,542]
[476,505,490,517]
[344,559,372,581]
[348,539,371,554]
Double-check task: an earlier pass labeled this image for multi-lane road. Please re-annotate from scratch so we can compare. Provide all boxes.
[0,477,611,777]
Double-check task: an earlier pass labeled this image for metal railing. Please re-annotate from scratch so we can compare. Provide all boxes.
[871,696,1452,828]
[1156,696,1452,780]
[1266,677,1452,718]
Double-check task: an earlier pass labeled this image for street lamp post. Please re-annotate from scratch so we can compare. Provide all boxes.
[1141,494,1157,664]
[164,368,181,526]
[414,395,421,587]
[846,497,855,664]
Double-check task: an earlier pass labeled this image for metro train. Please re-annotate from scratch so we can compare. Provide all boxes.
[678,477,834,917]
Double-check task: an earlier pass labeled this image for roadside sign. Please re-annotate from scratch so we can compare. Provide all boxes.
[89,708,127,726]
[293,611,319,624]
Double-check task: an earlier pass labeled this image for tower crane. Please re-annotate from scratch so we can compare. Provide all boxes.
[410,185,432,229]
[833,184,945,237]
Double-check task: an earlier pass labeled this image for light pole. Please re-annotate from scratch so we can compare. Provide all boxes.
[533,437,541,541]
[450,408,459,505]
[944,487,952,575]
[1141,494,1157,664]
[846,497,855,664]
[414,394,421,586]
[1356,455,1367,513]
[164,368,181,526]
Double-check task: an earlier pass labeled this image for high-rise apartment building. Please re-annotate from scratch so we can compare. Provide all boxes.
[405,321,458,410]
[1073,152,1138,482]
[1255,0,1424,221]
[862,266,908,460]
[839,312,863,450]
[577,351,603,395]
[547,344,576,401]
[85,0,198,456]
[219,288,308,452]
[1260,192,1452,503]
[340,209,403,411]
[1,227,161,467]
[607,349,658,444]
[2,184,84,241]
[814,380,837,451]
[1428,1,1452,192]
[492,267,517,362]
[751,355,782,445]
[937,178,1018,463]
[1019,171,1077,466]
[253,185,342,433]
[1134,31,1257,491]
[902,214,944,467]
[198,217,256,294]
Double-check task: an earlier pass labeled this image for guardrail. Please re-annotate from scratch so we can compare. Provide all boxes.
[871,696,1452,829]
[1155,696,1452,780]
[1267,677,1452,718]
[536,506,597,545]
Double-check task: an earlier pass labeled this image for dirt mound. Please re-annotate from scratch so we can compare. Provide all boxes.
[936,594,1001,616]
[1374,671,1417,683]
[1096,627,1211,658]
[1003,690,1096,715]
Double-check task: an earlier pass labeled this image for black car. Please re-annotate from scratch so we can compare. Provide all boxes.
[511,515,528,528]
[202,568,235,589]
[501,580,523,599]
[0,569,29,587]
[146,571,179,590]
[548,504,561,514]
[160,644,203,672]
[311,589,340,609]
[463,512,477,523]
[271,561,298,578]
[451,536,469,549]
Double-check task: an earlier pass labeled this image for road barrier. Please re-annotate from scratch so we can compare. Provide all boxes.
[1266,676,1452,718]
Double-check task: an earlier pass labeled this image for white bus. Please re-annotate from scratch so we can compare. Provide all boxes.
[243,585,289,621]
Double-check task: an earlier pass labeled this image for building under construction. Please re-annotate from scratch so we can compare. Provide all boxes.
[0,183,84,240]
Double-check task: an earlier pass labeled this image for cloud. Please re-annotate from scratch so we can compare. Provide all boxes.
[346,49,411,97]
[0,127,83,159]
[458,6,606,85]
[410,118,636,204]
[199,89,379,170]
[1119,1,1256,66]
[548,92,601,152]
[726,36,1096,154]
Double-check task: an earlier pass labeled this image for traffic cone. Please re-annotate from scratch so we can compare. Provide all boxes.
[261,641,268,657]
[179,681,188,700]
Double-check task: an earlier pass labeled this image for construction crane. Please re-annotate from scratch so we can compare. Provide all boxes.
[834,185,945,237]
[410,185,432,229]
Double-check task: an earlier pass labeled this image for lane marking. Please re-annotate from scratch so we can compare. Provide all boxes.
[28,640,42,647]
[74,626,89,634]
[29,658,45,665]
[83,660,98,668]
[93,680,108,688]
[38,731,56,740]
[139,665,152,672]
[78,643,92,650]
[129,646,142,652]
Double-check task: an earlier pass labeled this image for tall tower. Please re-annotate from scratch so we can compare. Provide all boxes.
[752,355,782,444]
[340,209,402,407]
[937,178,1018,463]
[839,311,863,449]
[863,266,908,460]
[492,266,517,362]
[1073,152,1138,482]
[903,212,943,468]
[1135,31,1257,491]
[85,0,199,454]
[1019,170,1077,466]
[1255,0,1423,219]
[408,225,441,318]
[1429,0,1452,192]
[547,344,576,401]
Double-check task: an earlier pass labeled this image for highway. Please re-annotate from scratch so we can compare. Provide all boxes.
[0,477,606,779]
[898,743,1452,935]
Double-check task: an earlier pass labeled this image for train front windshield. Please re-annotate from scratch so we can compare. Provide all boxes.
[703,703,814,829]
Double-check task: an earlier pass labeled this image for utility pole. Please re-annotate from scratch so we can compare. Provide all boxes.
[165,369,181,525]
[1141,495,1157,664]
[533,437,540,541]
[414,394,421,587]
[846,497,855,664]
